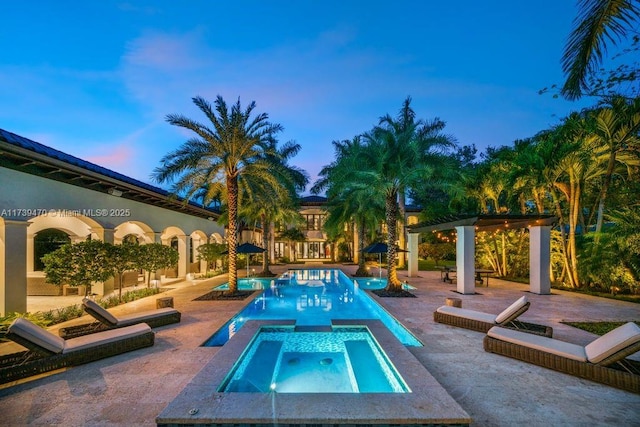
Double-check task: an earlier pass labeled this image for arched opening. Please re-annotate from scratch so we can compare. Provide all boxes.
[123,234,140,245]
[33,228,71,271]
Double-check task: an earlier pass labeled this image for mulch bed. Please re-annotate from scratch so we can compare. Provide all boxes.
[193,290,255,301]
[371,289,417,298]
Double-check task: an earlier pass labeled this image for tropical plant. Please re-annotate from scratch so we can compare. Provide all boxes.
[42,240,113,296]
[561,0,640,100]
[363,97,457,291]
[153,95,285,293]
[240,138,308,276]
[312,137,385,276]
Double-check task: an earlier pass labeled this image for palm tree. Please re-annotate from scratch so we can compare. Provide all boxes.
[364,98,456,291]
[590,96,640,233]
[153,95,283,294]
[241,139,308,276]
[312,137,385,276]
[561,0,640,100]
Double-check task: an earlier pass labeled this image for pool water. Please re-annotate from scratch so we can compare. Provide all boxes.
[219,326,409,393]
[213,278,275,290]
[203,269,422,347]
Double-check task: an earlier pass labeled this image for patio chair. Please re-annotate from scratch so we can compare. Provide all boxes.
[1,317,154,385]
[483,322,640,394]
[58,298,181,339]
[434,295,553,336]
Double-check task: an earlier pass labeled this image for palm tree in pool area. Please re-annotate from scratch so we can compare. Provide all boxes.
[364,97,457,292]
[153,95,284,294]
[312,137,385,276]
[241,138,309,276]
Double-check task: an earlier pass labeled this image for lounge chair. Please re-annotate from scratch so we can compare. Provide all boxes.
[484,322,640,394]
[59,298,181,339]
[1,318,154,385]
[434,296,553,337]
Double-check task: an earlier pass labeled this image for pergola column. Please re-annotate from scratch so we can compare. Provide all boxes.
[0,220,29,316]
[407,232,419,277]
[530,225,551,295]
[456,226,476,295]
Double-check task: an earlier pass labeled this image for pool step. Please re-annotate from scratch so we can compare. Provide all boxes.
[344,340,391,392]
[294,325,333,332]
[225,340,282,392]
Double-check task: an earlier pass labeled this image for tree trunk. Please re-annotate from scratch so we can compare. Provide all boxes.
[354,217,370,276]
[227,174,239,293]
[397,189,407,268]
[260,214,273,276]
[384,189,402,291]
[595,152,617,235]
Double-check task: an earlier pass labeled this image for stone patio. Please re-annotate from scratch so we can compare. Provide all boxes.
[0,264,638,426]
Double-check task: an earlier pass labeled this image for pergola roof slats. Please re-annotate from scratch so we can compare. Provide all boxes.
[408,214,557,233]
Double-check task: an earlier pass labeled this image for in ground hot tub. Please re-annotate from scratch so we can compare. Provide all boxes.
[156,319,471,426]
[219,325,409,393]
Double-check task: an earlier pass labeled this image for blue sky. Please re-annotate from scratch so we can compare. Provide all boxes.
[2,1,593,192]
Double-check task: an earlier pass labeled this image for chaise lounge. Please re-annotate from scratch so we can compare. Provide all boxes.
[484,322,640,394]
[59,298,181,339]
[434,295,553,337]
[1,318,154,385]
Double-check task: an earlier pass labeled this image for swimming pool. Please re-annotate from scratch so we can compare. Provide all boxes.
[220,325,409,393]
[203,269,422,347]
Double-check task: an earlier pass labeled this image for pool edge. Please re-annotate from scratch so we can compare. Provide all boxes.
[156,319,471,426]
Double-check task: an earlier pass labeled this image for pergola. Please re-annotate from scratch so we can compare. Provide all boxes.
[406,214,557,295]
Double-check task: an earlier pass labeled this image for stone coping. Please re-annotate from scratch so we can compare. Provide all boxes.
[156,319,471,426]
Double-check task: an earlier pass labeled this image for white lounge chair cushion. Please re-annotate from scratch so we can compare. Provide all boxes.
[436,305,497,324]
[487,326,587,362]
[115,308,179,327]
[584,322,640,364]
[62,323,152,354]
[83,298,119,326]
[495,296,528,324]
[8,318,65,354]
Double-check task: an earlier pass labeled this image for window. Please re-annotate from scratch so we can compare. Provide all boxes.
[303,214,325,231]
[34,229,71,271]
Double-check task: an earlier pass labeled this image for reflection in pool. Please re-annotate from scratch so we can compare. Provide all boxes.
[203,269,422,347]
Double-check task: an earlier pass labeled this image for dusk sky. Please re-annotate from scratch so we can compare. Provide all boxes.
[2,1,594,193]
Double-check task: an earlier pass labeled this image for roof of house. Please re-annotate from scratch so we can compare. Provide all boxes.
[0,128,220,219]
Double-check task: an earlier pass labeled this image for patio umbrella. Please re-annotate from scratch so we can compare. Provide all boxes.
[222,243,266,277]
[361,242,409,278]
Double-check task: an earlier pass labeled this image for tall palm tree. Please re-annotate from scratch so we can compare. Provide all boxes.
[312,137,385,276]
[365,98,456,291]
[590,96,640,233]
[377,98,456,266]
[561,0,640,100]
[241,139,308,276]
[153,95,283,294]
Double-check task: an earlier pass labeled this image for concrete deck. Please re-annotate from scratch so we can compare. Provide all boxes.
[1,264,639,426]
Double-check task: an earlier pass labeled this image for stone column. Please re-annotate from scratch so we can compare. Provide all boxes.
[530,225,551,295]
[0,220,29,315]
[177,234,188,278]
[455,226,476,295]
[407,232,419,277]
